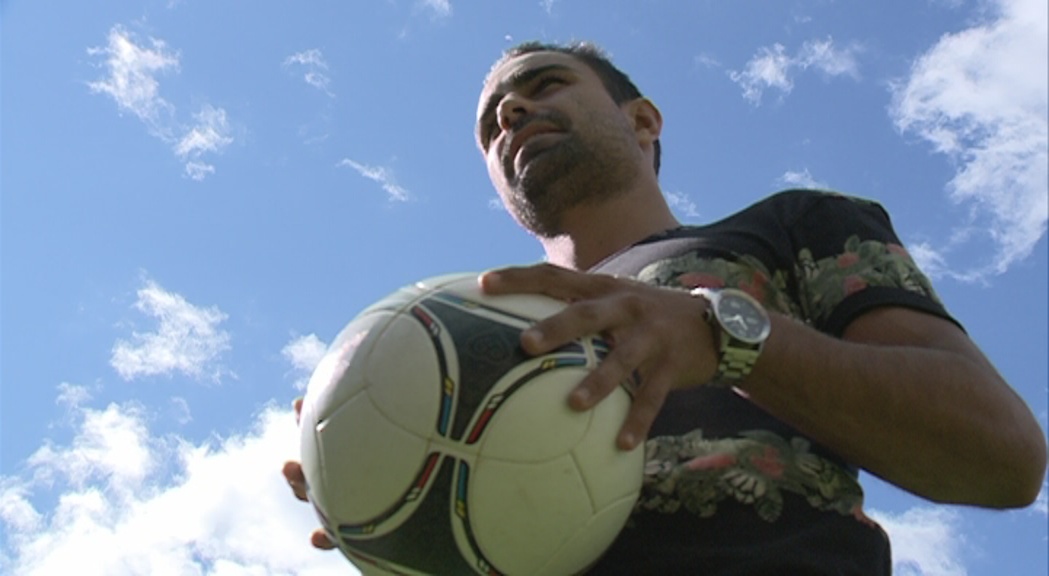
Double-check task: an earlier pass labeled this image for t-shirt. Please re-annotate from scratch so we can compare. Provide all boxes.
[584,189,958,575]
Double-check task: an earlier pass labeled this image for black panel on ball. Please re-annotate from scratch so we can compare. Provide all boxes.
[341,456,480,575]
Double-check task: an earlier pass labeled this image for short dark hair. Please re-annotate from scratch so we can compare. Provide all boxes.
[493,41,661,175]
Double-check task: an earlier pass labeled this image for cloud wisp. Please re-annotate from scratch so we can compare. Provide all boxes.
[338,158,412,202]
[0,388,349,575]
[729,37,861,105]
[778,168,829,190]
[87,25,179,135]
[282,334,329,391]
[663,190,701,219]
[869,507,968,576]
[110,277,231,383]
[87,25,232,180]
[283,49,334,97]
[175,105,234,181]
[421,0,452,19]
[889,0,1048,282]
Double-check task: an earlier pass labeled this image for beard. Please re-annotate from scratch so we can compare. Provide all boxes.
[501,115,640,238]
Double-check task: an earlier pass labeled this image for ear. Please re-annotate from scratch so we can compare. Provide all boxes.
[624,97,663,148]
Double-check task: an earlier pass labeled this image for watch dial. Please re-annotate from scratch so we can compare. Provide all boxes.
[716,293,769,342]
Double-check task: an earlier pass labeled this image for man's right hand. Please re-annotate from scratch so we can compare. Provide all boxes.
[283,397,338,551]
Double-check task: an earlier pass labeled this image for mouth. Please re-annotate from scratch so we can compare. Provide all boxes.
[515,132,565,170]
[502,121,565,178]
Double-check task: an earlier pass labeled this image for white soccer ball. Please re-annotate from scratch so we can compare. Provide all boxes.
[299,273,642,575]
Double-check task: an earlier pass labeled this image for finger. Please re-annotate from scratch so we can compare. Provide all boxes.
[311,528,337,550]
[480,263,615,301]
[282,460,309,502]
[293,397,304,425]
[569,334,648,411]
[523,297,634,355]
[616,369,672,451]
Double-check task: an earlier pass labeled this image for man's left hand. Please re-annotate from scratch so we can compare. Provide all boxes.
[480,263,718,450]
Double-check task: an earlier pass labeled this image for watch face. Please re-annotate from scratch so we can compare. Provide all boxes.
[715,291,770,343]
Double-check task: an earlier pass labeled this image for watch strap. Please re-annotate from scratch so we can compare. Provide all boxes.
[693,287,767,388]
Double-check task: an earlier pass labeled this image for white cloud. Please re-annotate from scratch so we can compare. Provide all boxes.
[421,0,452,18]
[797,38,860,77]
[175,105,233,160]
[87,25,232,180]
[56,382,92,409]
[730,44,793,105]
[778,168,829,189]
[283,49,334,97]
[87,25,179,135]
[338,158,411,202]
[110,277,231,382]
[693,53,721,69]
[0,398,351,576]
[0,480,42,536]
[184,161,216,181]
[540,0,556,15]
[170,397,193,425]
[870,507,968,576]
[282,334,329,391]
[889,0,1048,281]
[906,240,953,281]
[729,37,861,105]
[26,402,156,493]
[663,190,700,219]
[1032,481,1048,517]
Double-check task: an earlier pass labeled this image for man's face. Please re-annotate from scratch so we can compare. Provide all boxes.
[476,51,641,236]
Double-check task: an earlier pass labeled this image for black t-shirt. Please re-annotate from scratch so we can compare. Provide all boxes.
[584,190,957,575]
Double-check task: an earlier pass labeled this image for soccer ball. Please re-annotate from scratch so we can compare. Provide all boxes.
[299,273,643,575]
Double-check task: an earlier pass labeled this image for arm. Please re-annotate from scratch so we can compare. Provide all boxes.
[744,305,1046,508]
[481,264,1047,509]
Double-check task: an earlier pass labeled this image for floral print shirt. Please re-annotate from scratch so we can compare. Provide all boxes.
[584,190,956,575]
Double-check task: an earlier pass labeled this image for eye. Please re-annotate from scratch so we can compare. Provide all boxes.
[480,118,498,151]
[533,75,566,95]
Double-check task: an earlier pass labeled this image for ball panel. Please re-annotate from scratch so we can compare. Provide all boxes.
[315,392,431,525]
[572,387,644,509]
[474,365,590,462]
[305,310,392,424]
[536,493,638,576]
[356,286,421,317]
[469,456,593,575]
[365,312,444,439]
[341,456,481,576]
[412,295,534,442]
[442,276,567,321]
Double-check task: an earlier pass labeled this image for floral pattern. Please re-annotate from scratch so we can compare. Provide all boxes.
[637,430,874,525]
[796,235,943,326]
[624,229,940,527]
[636,252,801,317]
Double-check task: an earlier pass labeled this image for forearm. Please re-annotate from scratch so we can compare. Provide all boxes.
[740,312,1047,508]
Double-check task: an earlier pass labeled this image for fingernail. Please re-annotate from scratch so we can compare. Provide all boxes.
[570,387,590,408]
[480,271,501,288]
[522,327,543,348]
[619,432,636,450]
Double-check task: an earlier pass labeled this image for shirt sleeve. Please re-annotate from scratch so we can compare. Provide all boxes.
[784,191,960,337]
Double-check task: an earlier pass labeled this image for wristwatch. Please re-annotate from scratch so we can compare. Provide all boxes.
[690,287,771,387]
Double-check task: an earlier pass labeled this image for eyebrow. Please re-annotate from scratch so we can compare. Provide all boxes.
[477,63,574,141]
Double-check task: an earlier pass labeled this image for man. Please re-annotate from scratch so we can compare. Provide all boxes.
[285,41,1046,573]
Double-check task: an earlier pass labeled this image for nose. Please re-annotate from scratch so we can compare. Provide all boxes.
[496,92,532,133]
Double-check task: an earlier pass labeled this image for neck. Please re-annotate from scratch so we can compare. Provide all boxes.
[538,187,680,271]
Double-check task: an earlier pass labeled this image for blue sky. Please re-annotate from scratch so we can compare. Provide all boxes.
[1,0,1046,574]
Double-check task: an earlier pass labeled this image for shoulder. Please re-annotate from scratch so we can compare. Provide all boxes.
[742,189,889,224]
